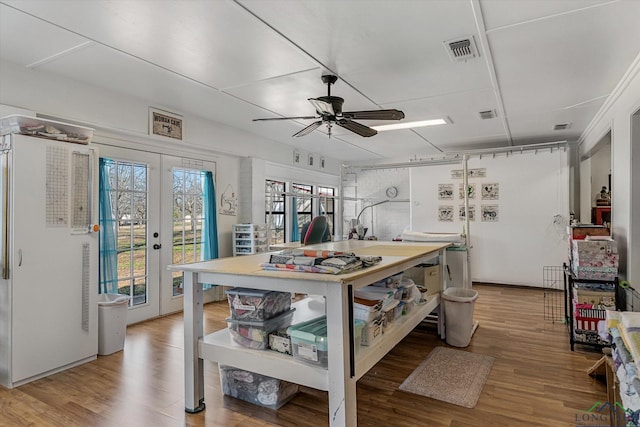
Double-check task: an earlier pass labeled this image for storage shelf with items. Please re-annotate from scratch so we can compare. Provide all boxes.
[232,223,268,256]
[170,241,449,425]
[564,231,619,351]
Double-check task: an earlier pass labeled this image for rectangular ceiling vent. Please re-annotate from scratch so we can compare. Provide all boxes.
[553,123,571,130]
[444,36,479,62]
[478,109,496,120]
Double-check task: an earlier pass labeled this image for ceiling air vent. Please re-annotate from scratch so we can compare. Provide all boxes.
[478,110,496,120]
[444,36,479,62]
[553,123,570,131]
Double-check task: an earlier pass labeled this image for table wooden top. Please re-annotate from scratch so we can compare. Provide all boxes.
[168,240,449,283]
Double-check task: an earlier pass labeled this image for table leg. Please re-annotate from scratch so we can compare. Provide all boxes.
[325,283,357,427]
[183,271,206,413]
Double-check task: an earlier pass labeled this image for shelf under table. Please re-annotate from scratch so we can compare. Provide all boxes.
[199,294,440,391]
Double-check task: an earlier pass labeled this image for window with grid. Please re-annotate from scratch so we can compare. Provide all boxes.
[292,183,313,236]
[318,186,335,236]
[265,179,286,244]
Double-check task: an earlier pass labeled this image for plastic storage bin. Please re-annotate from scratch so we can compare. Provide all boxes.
[226,288,291,321]
[219,365,299,409]
[353,297,383,322]
[381,299,400,328]
[288,316,329,368]
[354,286,398,302]
[97,293,131,355]
[442,288,478,347]
[361,316,383,346]
[227,309,295,350]
[354,319,365,354]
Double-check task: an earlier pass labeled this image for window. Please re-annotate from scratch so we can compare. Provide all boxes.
[318,186,335,236]
[293,183,313,235]
[103,159,149,306]
[172,169,204,296]
[266,180,286,244]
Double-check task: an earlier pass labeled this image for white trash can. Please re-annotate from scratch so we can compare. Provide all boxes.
[97,293,131,355]
[442,288,478,347]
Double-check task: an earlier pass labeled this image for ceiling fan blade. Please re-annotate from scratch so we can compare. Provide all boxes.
[342,109,405,120]
[292,120,323,137]
[308,98,335,115]
[253,115,318,122]
[336,119,378,137]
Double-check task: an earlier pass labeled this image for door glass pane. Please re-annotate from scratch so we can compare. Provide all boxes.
[265,180,285,244]
[172,168,205,296]
[104,159,149,307]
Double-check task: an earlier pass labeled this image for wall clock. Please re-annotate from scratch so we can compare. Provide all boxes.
[385,186,398,199]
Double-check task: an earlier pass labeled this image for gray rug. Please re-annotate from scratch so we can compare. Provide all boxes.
[399,346,494,408]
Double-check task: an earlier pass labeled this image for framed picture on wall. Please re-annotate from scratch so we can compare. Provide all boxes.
[459,183,476,199]
[149,107,183,140]
[481,205,499,222]
[308,153,315,167]
[438,184,454,200]
[459,205,476,221]
[293,150,301,165]
[481,182,499,200]
[438,205,454,222]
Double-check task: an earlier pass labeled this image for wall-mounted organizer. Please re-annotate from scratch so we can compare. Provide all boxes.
[232,223,267,256]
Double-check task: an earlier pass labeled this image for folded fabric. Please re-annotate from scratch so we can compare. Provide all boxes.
[621,311,640,330]
[280,249,351,258]
[263,249,382,274]
[260,263,338,274]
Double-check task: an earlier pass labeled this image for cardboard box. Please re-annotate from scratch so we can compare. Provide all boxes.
[404,264,441,295]
[569,225,610,240]
[571,239,619,272]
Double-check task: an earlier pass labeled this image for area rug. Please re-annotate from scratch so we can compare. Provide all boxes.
[399,346,494,408]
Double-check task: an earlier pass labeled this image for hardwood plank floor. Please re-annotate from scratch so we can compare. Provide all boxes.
[0,284,606,426]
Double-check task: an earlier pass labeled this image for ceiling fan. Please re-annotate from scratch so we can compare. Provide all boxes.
[252,75,405,138]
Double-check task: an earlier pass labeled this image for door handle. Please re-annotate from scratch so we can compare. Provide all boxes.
[153,244,161,250]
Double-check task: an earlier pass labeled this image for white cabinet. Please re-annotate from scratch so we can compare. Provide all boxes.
[232,223,267,256]
[0,133,99,388]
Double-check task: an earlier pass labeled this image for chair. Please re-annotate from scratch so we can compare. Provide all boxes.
[302,216,328,245]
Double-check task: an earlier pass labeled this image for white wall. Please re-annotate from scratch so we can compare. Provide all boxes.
[579,157,592,223]
[579,55,640,283]
[343,168,411,241]
[408,151,569,287]
[0,59,342,173]
[590,136,611,201]
[0,59,343,255]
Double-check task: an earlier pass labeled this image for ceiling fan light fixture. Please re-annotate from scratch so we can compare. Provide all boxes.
[372,118,449,132]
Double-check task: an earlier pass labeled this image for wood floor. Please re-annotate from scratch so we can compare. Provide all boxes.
[0,284,606,426]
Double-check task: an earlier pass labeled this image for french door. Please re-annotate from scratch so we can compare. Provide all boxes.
[159,155,219,315]
[98,145,218,324]
[98,146,160,324]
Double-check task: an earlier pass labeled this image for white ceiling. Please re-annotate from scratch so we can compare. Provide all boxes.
[1,0,639,163]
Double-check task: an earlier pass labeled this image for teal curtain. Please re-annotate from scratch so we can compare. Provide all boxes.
[201,171,218,289]
[98,158,118,294]
[290,196,300,242]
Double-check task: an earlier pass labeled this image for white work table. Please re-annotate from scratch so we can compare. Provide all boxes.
[169,240,450,427]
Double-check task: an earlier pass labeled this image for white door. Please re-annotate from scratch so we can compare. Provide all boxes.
[159,155,219,315]
[97,145,161,325]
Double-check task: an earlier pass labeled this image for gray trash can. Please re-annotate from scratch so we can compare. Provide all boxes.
[442,288,478,347]
[97,293,131,355]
